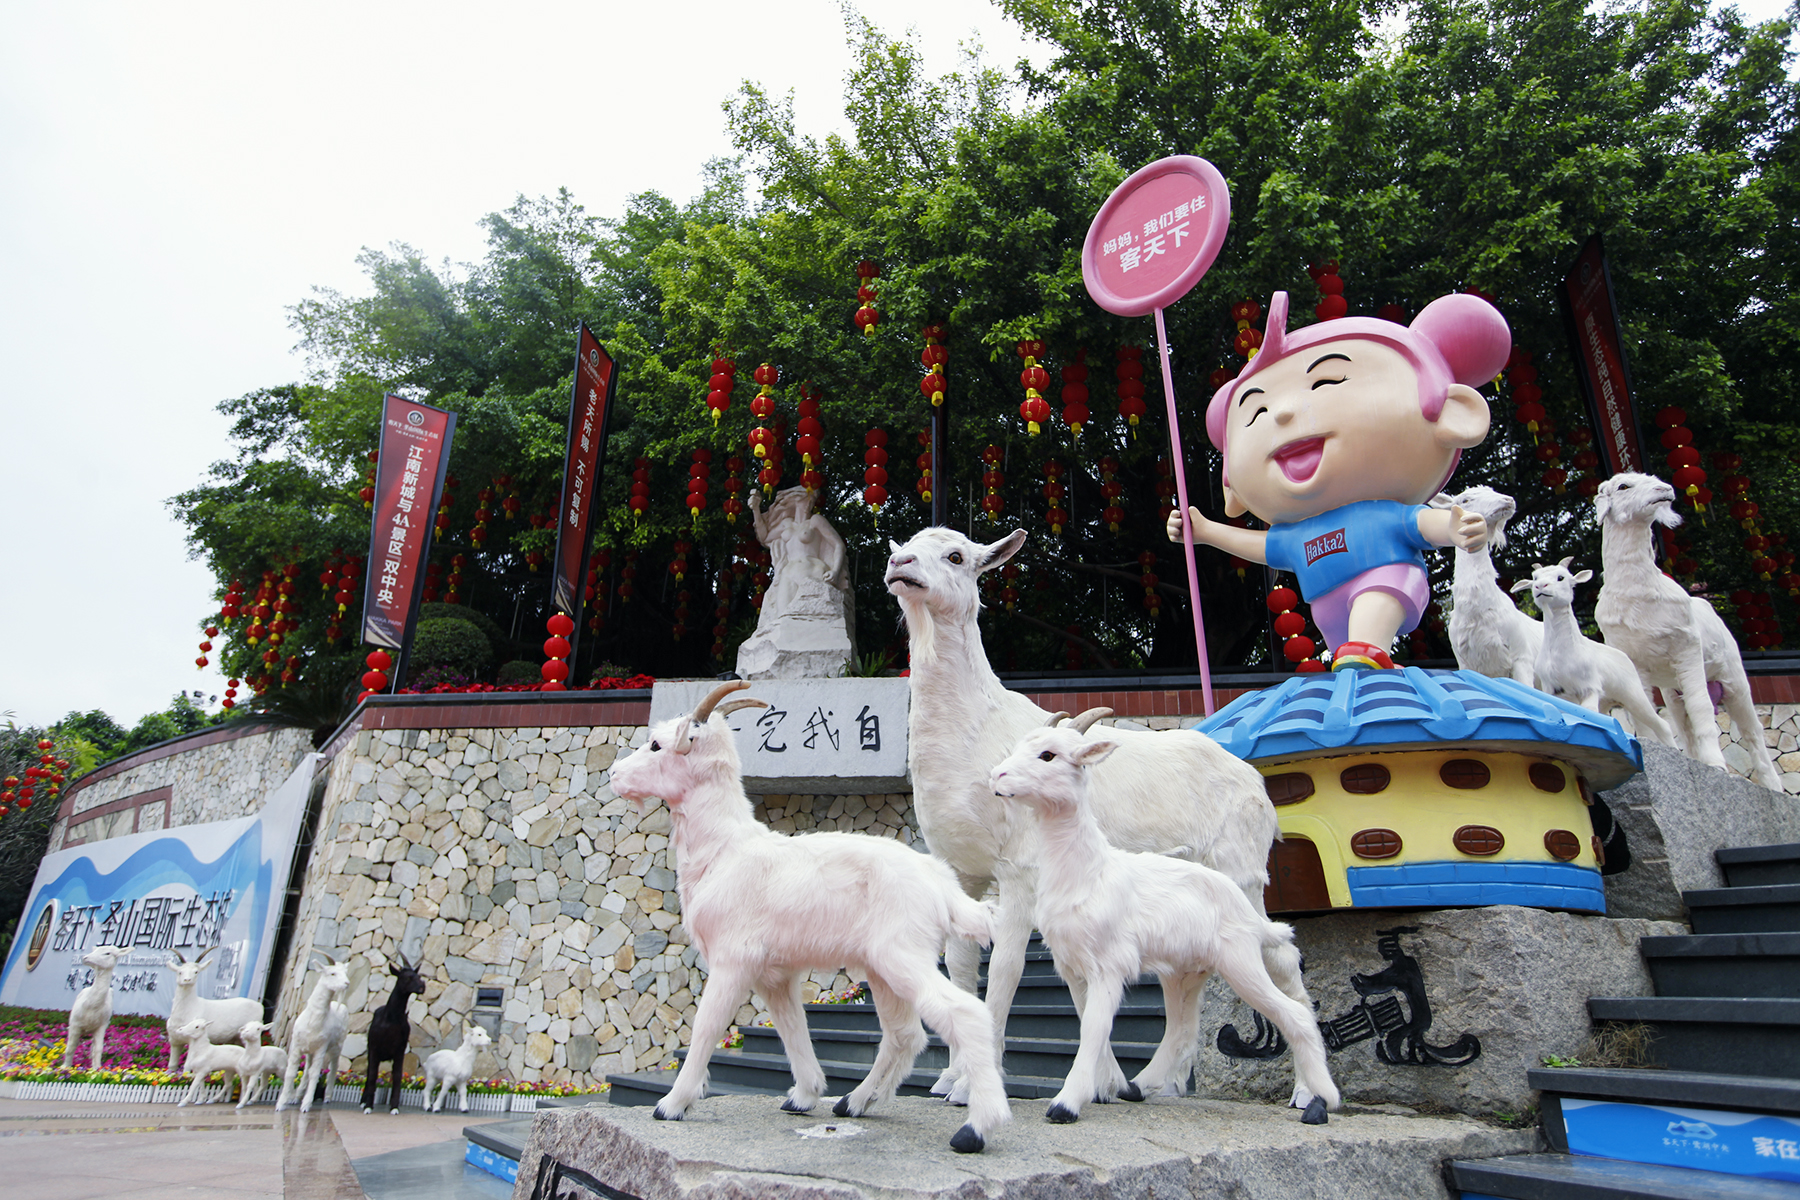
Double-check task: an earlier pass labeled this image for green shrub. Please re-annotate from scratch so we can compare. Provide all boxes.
[496,659,541,685]
[407,618,492,682]
[418,602,511,657]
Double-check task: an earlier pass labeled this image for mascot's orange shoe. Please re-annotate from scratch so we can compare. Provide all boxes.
[1331,641,1395,671]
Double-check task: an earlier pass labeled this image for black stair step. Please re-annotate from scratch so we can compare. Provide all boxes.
[1529,1066,1800,1116]
[1529,1066,1800,1156]
[1587,997,1800,1078]
[1639,932,1800,999]
[606,1050,1079,1105]
[1683,884,1800,935]
[1718,844,1800,889]
[1450,1152,1797,1199]
[463,1117,536,1161]
[602,1068,783,1107]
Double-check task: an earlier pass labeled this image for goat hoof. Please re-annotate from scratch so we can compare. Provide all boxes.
[1045,1103,1079,1125]
[361,1105,372,1114]
[832,1097,853,1118]
[1119,1082,1144,1102]
[1301,1097,1329,1126]
[653,1106,683,1122]
[389,1108,399,1115]
[780,1097,813,1114]
[948,1124,985,1154]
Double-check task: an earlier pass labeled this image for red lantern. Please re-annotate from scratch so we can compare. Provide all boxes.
[920,325,947,406]
[1311,261,1347,321]
[1061,351,1090,433]
[707,359,737,425]
[1116,346,1146,434]
[853,261,880,335]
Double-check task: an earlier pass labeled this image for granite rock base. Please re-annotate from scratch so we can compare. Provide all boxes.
[510,1094,1537,1200]
[1189,905,1682,1117]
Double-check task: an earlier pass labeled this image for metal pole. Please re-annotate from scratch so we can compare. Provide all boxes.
[1153,307,1215,715]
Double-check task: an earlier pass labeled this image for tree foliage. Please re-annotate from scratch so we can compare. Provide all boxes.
[171,0,1800,689]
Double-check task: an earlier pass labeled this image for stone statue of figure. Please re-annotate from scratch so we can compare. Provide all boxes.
[734,486,856,679]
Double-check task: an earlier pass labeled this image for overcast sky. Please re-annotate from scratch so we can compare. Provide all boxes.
[0,0,1790,730]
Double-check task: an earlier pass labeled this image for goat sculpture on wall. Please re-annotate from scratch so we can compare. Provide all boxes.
[361,949,427,1114]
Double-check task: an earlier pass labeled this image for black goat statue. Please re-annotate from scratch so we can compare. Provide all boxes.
[360,950,426,1114]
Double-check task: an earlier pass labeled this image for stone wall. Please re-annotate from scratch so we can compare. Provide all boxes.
[275,721,917,1086]
[49,724,314,852]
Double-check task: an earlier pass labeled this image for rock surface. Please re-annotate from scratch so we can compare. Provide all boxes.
[510,1095,1538,1200]
[1189,905,1682,1116]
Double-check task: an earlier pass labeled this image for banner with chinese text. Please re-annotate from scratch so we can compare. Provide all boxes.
[551,325,617,619]
[0,754,320,1017]
[361,395,457,650]
[1561,235,1647,477]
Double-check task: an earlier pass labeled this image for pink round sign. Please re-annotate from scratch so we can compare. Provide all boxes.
[1081,156,1231,317]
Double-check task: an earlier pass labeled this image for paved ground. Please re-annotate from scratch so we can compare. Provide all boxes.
[0,1097,513,1200]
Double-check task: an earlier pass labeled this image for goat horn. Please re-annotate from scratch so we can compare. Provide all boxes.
[692,680,750,723]
[1042,710,1071,726]
[1069,707,1114,733]
[196,946,218,966]
[716,697,770,716]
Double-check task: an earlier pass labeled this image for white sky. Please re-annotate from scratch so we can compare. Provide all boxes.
[0,0,1790,730]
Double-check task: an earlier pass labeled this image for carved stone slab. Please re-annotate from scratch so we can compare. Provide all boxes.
[509,1094,1536,1200]
[649,678,909,795]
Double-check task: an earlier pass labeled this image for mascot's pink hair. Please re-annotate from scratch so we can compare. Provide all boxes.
[1205,291,1512,490]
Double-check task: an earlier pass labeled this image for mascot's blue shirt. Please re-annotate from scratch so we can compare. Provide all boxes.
[1263,500,1433,600]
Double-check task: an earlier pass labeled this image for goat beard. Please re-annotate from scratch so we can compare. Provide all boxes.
[899,595,938,665]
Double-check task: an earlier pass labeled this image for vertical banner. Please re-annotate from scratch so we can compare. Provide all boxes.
[550,325,618,623]
[362,395,457,656]
[1560,235,1647,477]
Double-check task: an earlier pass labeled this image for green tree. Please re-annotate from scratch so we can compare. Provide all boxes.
[172,0,1800,682]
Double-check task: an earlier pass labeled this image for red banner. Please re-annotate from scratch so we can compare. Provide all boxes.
[1561,235,1647,477]
[361,395,457,652]
[550,325,617,618]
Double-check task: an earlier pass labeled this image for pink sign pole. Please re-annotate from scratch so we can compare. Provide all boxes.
[1081,156,1230,714]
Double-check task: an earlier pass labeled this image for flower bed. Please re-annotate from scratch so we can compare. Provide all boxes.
[0,1006,606,1106]
[397,674,655,695]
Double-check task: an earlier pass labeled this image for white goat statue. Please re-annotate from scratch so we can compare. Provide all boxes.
[990,725,1340,1125]
[236,1027,287,1109]
[1594,473,1782,790]
[607,680,1011,1155]
[62,945,123,1069]
[884,527,1299,1095]
[1512,559,1677,742]
[423,1023,493,1113]
[275,952,351,1113]
[175,1016,262,1106]
[164,946,263,1072]
[1435,486,1544,684]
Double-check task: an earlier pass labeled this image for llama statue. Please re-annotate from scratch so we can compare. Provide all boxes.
[1436,486,1543,684]
[1512,559,1675,744]
[1593,473,1781,790]
[884,527,1297,1098]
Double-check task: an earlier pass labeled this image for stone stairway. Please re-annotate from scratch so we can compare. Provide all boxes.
[605,934,1166,1106]
[1450,842,1800,1198]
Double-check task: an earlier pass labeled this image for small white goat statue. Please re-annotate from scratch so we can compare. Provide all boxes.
[236,1026,287,1109]
[608,680,1011,1154]
[1512,558,1677,744]
[884,527,1298,1099]
[423,1022,493,1113]
[176,1016,266,1106]
[991,725,1340,1125]
[1435,486,1544,684]
[275,951,351,1113]
[1594,473,1782,790]
[165,946,263,1072]
[62,945,123,1069]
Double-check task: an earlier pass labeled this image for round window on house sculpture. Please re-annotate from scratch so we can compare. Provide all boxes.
[1528,762,1567,793]
[1350,828,1403,859]
[1544,829,1582,861]
[1340,763,1391,794]
[1453,825,1505,856]
[1440,759,1491,789]
[1264,772,1316,806]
